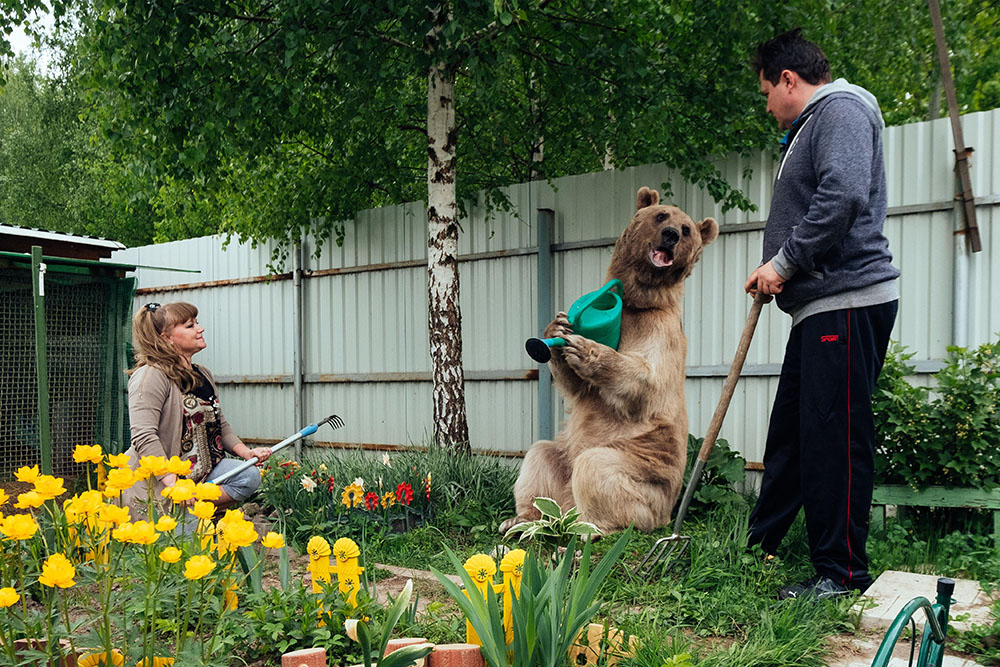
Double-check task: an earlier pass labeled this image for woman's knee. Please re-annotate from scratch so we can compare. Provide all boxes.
[222,466,261,503]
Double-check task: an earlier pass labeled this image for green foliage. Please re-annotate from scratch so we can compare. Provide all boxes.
[683,434,748,510]
[432,532,631,667]
[504,497,600,558]
[259,447,518,552]
[352,579,435,667]
[227,579,368,664]
[875,339,1000,490]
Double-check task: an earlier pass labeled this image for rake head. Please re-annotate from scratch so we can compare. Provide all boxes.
[634,533,690,576]
[320,414,345,430]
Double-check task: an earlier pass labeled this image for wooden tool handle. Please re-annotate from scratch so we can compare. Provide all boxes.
[696,293,767,463]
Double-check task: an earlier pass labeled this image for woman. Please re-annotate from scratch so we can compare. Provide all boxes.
[121,301,271,515]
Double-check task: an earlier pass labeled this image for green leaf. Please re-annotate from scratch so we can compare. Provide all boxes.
[533,497,563,518]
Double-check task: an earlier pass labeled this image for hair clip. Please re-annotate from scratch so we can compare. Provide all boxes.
[145,303,160,312]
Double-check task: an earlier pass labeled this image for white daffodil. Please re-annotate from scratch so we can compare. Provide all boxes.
[301,476,317,493]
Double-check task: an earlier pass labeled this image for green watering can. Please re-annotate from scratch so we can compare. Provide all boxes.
[525,279,624,363]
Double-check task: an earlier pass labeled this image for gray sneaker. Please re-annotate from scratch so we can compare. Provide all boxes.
[778,575,852,600]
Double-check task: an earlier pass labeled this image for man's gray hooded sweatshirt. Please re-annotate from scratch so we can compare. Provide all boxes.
[765,78,899,326]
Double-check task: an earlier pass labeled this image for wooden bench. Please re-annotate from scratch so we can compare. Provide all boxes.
[871,485,1000,548]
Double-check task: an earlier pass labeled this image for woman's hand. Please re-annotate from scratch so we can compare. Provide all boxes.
[245,447,272,464]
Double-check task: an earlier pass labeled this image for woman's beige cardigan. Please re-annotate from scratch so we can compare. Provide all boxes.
[121,364,241,511]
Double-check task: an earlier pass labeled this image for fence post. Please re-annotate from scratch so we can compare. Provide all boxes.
[31,246,52,474]
[536,209,554,442]
[292,237,305,459]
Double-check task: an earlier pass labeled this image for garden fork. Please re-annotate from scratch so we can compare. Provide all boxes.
[209,414,344,485]
[636,293,767,575]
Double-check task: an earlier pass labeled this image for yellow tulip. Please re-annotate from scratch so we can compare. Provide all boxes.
[261,532,285,549]
[14,465,39,484]
[38,553,76,588]
[189,501,216,521]
[1,513,39,540]
[0,587,19,607]
[159,546,182,564]
[72,444,104,464]
[183,555,216,580]
[155,516,178,532]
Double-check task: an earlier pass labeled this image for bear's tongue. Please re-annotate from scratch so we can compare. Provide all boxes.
[649,249,674,268]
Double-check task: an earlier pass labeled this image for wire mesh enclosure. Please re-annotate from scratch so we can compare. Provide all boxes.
[0,263,134,481]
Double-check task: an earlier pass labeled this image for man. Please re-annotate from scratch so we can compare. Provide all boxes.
[744,28,899,599]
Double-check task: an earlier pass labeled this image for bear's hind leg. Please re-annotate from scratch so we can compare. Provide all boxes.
[500,439,574,535]
[572,444,684,534]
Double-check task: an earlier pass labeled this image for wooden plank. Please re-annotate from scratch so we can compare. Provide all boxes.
[873,485,1000,509]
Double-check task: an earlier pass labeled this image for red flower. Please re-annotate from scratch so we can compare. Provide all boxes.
[396,483,413,506]
[364,492,380,511]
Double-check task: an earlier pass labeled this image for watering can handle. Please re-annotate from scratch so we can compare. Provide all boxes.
[568,279,623,327]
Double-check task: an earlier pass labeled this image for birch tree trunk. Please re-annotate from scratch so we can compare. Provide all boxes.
[426,57,470,454]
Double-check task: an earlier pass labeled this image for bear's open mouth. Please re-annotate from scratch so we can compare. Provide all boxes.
[649,247,674,268]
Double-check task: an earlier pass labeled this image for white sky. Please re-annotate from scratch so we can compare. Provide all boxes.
[5,12,55,71]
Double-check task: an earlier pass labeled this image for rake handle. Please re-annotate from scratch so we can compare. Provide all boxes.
[208,421,322,485]
[672,293,767,533]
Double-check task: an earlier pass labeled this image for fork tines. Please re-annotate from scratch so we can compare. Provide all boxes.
[321,414,345,430]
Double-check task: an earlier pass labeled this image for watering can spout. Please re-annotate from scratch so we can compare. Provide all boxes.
[525,279,623,363]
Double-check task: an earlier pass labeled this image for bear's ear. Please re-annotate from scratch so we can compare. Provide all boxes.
[636,187,660,210]
[699,217,719,245]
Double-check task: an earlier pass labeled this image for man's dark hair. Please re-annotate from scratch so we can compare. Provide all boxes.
[752,28,831,85]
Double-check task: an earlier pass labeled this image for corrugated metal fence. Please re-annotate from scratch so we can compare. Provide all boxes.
[112,109,1000,465]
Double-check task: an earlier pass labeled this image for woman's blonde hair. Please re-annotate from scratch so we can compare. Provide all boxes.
[130,302,203,392]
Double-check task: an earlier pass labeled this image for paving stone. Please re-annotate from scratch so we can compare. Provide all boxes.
[854,570,992,634]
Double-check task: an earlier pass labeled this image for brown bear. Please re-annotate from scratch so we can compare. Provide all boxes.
[501,186,718,534]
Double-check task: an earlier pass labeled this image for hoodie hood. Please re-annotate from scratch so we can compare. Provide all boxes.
[803,78,884,128]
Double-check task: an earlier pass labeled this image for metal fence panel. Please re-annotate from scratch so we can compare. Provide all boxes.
[112,108,1000,461]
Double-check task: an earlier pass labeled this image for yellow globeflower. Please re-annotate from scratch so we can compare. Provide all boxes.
[73,444,104,464]
[332,537,360,563]
[132,467,151,481]
[105,453,131,469]
[464,554,497,584]
[261,532,285,549]
[78,650,124,667]
[1,513,39,540]
[14,491,45,509]
[0,489,7,508]
[0,587,19,607]
[102,486,122,499]
[163,479,196,504]
[306,535,331,559]
[98,504,131,527]
[183,555,216,580]
[194,483,222,501]
[33,475,67,500]
[138,455,168,476]
[105,468,136,492]
[112,523,135,543]
[341,483,364,508]
[128,521,159,545]
[155,516,178,532]
[38,553,76,588]
[221,519,257,549]
[165,456,193,476]
[159,546,182,564]
[189,501,216,521]
[14,465,39,484]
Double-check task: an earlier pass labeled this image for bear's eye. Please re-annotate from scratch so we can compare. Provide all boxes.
[681,225,691,237]
[655,212,668,223]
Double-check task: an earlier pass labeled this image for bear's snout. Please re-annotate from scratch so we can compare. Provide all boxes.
[659,227,679,248]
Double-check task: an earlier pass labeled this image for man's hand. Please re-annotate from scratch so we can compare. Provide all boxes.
[745,261,784,299]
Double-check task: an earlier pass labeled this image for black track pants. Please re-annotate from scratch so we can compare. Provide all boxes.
[748,301,897,591]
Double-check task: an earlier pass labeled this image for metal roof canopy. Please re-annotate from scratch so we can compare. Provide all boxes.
[0,224,125,261]
[0,250,198,275]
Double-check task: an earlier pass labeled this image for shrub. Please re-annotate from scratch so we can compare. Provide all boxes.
[875,339,1000,490]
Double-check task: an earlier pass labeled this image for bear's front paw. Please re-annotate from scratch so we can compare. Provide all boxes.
[561,334,601,374]
[544,311,573,340]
